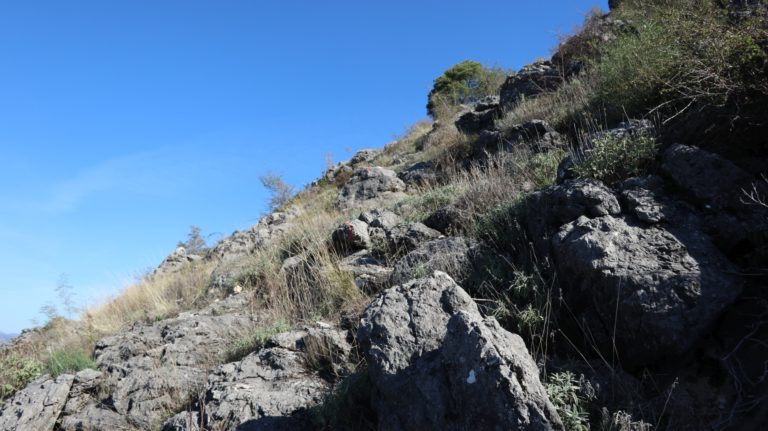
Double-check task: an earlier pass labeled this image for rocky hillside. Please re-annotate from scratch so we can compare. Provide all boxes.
[1,1,767,430]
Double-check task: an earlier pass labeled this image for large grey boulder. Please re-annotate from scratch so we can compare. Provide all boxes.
[336,167,406,208]
[500,61,562,108]
[87,295,257,429]
[0,374,74,431]
[358,272,563,431]
[552,214,741,367]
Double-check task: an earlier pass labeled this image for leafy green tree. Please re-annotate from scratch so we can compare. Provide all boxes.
[426,60,506,119]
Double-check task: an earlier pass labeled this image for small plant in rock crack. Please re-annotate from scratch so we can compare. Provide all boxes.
[574,132,657,184]
[223,320,291,363]
[546,371,590,431]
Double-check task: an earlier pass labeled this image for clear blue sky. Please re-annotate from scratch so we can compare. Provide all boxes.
[0,0,606,334]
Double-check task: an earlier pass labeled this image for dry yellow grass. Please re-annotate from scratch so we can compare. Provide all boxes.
[83,260,215,334]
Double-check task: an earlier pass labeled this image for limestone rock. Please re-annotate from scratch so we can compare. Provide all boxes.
[358,272,563,430]
[0,374,74,431]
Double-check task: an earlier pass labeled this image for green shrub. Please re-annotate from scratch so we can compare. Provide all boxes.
[223,320,291,363]
[0,353,43,400]
[546,371,590,431]
[45,348,97,377]
[593,0,768,121]
[427,60,506,120]
[574,132,656,184]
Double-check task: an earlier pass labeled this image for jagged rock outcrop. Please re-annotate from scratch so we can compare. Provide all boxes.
[336,166,407,208]
[397,161,438,186]
[341,250,392,293]
[359,208,401,230]
[0,374,74,431]
[154,246,204,276]
[525,178,621,255]
[499,60,562,109]
[473,119,564,160]
[455,96,501,134]
[58,295,258,429]
[210,209,300,262]
[163,326,352,431]
[358,272,563,430]
[385,222,441,255]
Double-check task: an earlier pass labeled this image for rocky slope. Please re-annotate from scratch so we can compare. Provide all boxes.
[1,1,767,430]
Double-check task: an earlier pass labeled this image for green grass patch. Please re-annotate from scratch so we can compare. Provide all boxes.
[223,320,291,363]
[45,348,97,377]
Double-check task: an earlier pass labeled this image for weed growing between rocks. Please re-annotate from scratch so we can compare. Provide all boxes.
[223,320,290,363]
[45,347,97,377]
[0,353,43,400]
[574,131,657,184]
[546,371,591,431]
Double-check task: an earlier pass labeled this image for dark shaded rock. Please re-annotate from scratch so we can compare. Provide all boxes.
[618,176,668,223]
[386,223,441,255]
[397,161,438,186]
[331,219,371,252]
[455,105,499,134]
[661,144,754,211]
[500,61,562,108]
[424,204,464,234]
[474,119,564,159]
[555,155,578,184]
[358,272,563,431]
[336,167,406,208]
[525,179,621,254]
[340,250,392,293]
[552,214,742,367]
[0,374,74,431]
